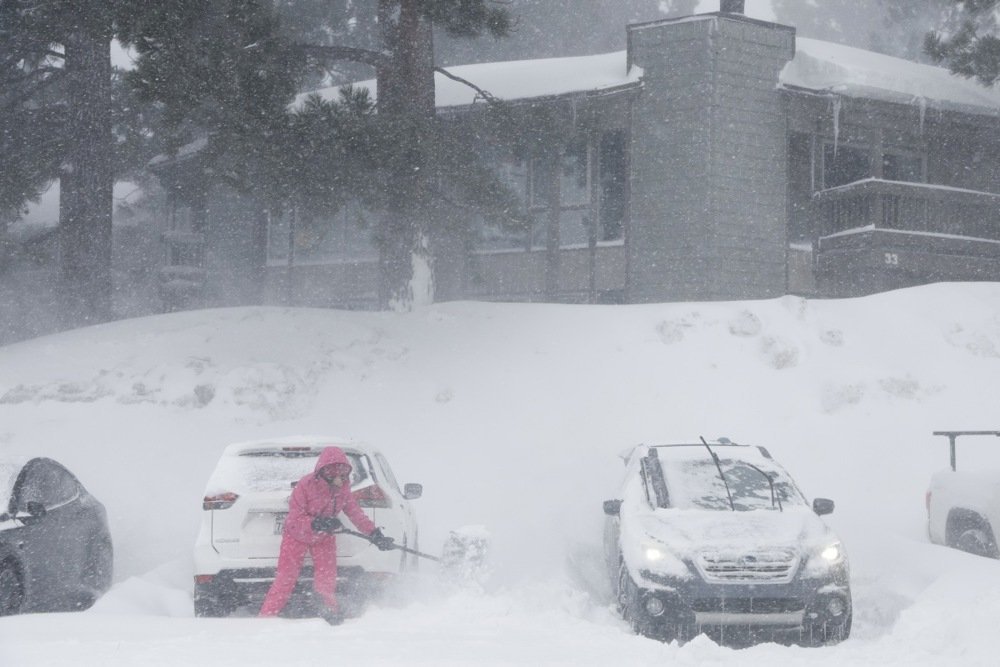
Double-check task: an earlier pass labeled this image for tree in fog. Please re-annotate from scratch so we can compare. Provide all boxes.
[926,0,1000,85]
[1,1,129,326]
[436,0,695,65]
[124,0,513,309]
[771,0,950,61]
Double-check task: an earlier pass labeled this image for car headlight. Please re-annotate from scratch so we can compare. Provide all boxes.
[643,544,667,562]
[818,541,844,564]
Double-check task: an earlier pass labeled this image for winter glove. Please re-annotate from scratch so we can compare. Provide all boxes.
[311,515,342,534]
[370,528,395,551]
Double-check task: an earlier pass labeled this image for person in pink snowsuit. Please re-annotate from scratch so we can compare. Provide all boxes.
[259,446,393,622]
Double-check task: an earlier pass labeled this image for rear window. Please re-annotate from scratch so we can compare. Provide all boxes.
[662,458,806,511]
[222,450,368,493]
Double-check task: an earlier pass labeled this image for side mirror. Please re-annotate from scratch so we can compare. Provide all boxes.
[403,483,423,500]
[812,498,835,516]
[603,499,622,517]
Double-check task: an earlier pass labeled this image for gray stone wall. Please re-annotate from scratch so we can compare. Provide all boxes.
[626,15,795,302]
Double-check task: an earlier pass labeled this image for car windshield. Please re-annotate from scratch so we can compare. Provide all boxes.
[233,450,368,492]
[662,457,806,511]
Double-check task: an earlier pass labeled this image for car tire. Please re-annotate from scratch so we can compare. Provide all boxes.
[0,559,25,616]
[802,613,852,646]
[956,526,999,558]
[948,514,999,559]
[193,594,227,618]
[77,536,114,608]
[616,562,657,639]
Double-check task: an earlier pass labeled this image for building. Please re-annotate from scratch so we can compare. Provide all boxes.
[156,2,1000,310]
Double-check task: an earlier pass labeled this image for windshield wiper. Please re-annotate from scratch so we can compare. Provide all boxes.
[745,462,783,512]
[701,436,735,511]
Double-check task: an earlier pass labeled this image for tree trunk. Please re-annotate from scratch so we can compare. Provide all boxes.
[59,16,113,328]
[376,0,436,310]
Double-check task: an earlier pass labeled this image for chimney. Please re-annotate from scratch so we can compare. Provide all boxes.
[720,0,745,13]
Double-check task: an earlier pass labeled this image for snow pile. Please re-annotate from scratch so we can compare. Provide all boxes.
[2,283,1000,665]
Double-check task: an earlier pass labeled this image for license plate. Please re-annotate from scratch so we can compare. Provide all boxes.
[274,514,287,535]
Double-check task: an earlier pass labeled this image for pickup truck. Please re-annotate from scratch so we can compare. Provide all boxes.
[926,431,1000,559]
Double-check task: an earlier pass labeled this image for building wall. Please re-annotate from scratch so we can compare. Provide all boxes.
[626,14,795,302]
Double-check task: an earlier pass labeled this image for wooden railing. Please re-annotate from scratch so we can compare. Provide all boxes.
[813,179,1000,241]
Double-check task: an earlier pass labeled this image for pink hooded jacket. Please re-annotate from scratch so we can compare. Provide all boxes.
[283,447,376,545]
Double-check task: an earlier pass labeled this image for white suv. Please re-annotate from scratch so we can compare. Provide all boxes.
[603,440,851,646]
[926,430,1000,559]
[193,436,422,617]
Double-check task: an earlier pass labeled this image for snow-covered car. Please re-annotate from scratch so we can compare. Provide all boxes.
[0,456,113,615]
[926,430,1000,558]
[193,437,423,617]
[603,440,851,646]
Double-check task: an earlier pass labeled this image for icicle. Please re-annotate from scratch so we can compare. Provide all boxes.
[831,95,842,155]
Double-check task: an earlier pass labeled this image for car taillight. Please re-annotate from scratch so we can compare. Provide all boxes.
[203,492,239,510]
[925,490,932,513]
[195,575,214,585]
[354,485,391,508]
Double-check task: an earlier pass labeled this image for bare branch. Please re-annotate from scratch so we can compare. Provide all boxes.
[434,66,501,105]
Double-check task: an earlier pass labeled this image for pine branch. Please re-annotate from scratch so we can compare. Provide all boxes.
[294,43,391,70]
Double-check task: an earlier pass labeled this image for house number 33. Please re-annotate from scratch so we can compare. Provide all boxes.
[884,253,900,266]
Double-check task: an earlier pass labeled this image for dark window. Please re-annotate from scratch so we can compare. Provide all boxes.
[17,461,79,511]
[599,131,627,242]
[823,144,871,188]
[883,153,924,182]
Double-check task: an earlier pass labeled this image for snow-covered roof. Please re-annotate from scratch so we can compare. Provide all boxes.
[781,37,1000,117]
[293,51,642,110]
[295,31,1000,119]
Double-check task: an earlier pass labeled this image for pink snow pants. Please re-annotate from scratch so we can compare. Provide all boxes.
[259,535,338,616]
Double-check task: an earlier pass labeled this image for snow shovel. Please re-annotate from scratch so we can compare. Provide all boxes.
[335,527,441,562]
[335,525,491,579]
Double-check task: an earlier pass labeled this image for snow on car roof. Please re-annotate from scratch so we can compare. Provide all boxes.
[0,457,29,508]
[221,434,362,456]
[646,442,771,463]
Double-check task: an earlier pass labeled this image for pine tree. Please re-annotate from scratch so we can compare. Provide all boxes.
[123,0,512,310]
[1,0,147,327]
[926,1,1000,86]
[771,0,950,62]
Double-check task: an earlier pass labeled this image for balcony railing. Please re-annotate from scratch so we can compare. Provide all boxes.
[813,178,1000,241]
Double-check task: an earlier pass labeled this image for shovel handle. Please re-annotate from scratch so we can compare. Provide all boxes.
[335,527,441,562]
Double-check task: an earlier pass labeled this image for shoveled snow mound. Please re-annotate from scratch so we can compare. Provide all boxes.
[3,283,1000,665]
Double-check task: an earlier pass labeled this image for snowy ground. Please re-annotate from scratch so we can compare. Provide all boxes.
[2,283,1000,665]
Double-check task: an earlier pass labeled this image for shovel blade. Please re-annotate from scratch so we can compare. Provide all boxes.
[440,525,491,586]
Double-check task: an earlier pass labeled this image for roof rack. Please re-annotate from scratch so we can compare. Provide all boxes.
[933,431,1000,471]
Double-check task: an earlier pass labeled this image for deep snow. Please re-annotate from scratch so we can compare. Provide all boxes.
[2,283,1000,665]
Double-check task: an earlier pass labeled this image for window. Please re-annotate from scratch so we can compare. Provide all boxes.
[823,144,871,189]
[661,458,807,512]
[236,449,368,492]
[883,152,924,183]
[16,461,79,511]
[374,454,402,495]
[599,131,627,242]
